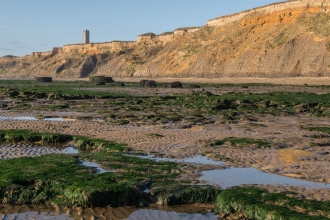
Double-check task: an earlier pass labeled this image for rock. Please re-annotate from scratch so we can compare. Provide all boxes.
[163,81,183,88]
[140,80,157,87]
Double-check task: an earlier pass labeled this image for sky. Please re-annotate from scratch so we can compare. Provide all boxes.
[0,0,282,57]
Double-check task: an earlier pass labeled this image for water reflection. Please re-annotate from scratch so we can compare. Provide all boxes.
[0,116,37,121]
[80,160,113,174]
[124,209,217,220]
[60,147,79,154]
[0,211,73,220]
[129,154,330,189]
[0,116,76,121]
[200,168,330,189]
[0,204,216,220]
[128,155,224,166]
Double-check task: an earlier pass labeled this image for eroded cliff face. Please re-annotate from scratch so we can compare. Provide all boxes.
[2,0,330,79]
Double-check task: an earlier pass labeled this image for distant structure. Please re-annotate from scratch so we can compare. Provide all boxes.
[83,29,90,44]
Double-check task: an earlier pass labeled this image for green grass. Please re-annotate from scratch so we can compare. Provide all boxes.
[210,137,271,148]
[0,154,139,207]
[0,150,218,207]
[0,129,219,207]
[304,127,330,134]
[0,130,71,145]
[146,133,164,138]
[0,80,134,100]
[215,187,330,219]
[0,130,128,152]
[2,80,330,124]
[73,136,128,152]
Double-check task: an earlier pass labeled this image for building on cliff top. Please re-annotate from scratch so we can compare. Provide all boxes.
[83,29,90,44]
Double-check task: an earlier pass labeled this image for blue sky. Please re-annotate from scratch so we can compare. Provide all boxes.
[0,0,281,57]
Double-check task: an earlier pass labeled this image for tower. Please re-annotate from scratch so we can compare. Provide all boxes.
[83,29,90,44]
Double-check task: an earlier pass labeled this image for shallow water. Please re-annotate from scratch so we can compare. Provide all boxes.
[131,154,330,189]
[0,116,38,121]
[0,211,72,220]
[44,117,66,121]
[200,168,330,189]
[0,205,216,220]
[130,155,224,166]
[60,147,79,154]
[124,209,217,220]
[0,116,76,121]
[80,160,113,174]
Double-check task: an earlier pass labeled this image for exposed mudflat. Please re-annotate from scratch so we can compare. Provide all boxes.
[0,110,330,201]
[1,81,330,203]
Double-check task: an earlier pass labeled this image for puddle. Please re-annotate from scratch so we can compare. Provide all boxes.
[123,209,217,220]
[0,204,216,220]
[0,116,76,121]
[200,168,330,189]
[44,117,65,121]
[80,160,113,174]
[129,155,224,166]
[129,154,330,189]
[60,147,78,154]
[0,210,217,220]
[0,116,37,121]
[0,212,72,220]
[60,146,110,174]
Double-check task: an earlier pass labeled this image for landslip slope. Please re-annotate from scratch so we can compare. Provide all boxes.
[2,0,330,79]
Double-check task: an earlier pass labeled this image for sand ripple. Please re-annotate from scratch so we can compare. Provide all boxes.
[0,145,60,160]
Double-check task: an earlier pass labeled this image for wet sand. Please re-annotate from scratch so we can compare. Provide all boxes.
[0,110,330,201]
[0,144,61,159]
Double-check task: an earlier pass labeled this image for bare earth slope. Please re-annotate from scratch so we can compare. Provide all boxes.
[2,0,330,79]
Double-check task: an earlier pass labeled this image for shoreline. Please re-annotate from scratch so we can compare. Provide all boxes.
[1,76,330,85]
[114,77,330,85]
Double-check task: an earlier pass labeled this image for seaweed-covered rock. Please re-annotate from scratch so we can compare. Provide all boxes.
[140,80,157,87]
[116,82,125,87]
[35,77,52,83]
[95,82,106,86]
[186,84,201,88]
[163,81,183,88]
[89,76,105,84]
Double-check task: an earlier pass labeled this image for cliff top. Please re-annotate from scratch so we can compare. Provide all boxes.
[207,0,313,22]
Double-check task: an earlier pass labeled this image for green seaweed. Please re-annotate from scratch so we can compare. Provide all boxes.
[215,187,330,219]
[210,137,271,148]
[0,130,71,144]
[304,127,330,134]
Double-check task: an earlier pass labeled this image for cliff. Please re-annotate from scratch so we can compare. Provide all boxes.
[2,0,330,78]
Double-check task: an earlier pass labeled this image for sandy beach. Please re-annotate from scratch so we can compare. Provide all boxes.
[0,109,330,201]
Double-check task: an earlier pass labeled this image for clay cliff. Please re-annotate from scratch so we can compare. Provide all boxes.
[2,0,330,79]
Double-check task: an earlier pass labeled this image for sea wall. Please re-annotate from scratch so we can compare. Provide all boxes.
[207,0,330,27]
[61,41,136,54]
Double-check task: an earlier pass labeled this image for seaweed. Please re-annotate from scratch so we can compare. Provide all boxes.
[210,137,271,148]
[215,187,330,219]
